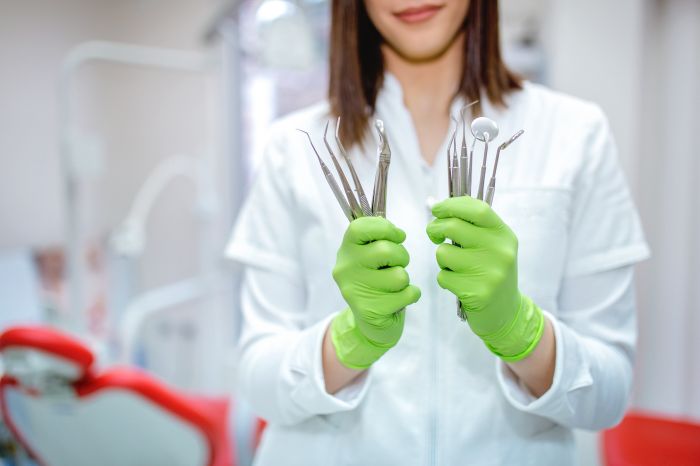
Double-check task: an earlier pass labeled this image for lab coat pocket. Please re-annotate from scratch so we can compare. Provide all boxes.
[492,188,573,314]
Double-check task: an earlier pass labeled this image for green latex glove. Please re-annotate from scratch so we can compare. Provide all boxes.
[426,197,544,362]
[330,217,422,370]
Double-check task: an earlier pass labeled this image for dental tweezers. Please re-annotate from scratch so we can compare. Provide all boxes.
[300,117,392,221]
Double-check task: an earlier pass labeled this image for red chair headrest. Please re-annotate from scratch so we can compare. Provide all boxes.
[0,325,95,378]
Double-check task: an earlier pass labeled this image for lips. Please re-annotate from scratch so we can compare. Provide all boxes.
[394,4,444,24]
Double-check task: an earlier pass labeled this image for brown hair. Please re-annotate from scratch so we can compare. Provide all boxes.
[328,0,522,147]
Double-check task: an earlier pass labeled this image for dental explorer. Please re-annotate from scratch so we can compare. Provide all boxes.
[471,117,500,201]
[485,129,524,206]
[335,117,372,216]
[298,129,354,222]
[323,121,364,219]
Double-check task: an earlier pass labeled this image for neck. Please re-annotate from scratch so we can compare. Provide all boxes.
[382,33,464,164]
[382,33,464,118]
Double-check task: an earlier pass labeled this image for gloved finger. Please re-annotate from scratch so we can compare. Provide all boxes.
[358,240,410,268]
[362,284,421,317]
[431,196,503,228]
[356,267,410,293]
[389,284,421,309]
[344,216,406,245]
[436,269,471,297]
[426,217,488,246]
[435,243,491,273]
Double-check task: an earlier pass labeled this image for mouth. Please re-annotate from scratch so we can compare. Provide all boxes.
[394,4,445,24]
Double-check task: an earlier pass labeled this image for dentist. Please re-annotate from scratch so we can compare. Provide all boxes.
[226,1,650,464]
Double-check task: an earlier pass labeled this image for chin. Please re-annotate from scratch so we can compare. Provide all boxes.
[385,32,461,62]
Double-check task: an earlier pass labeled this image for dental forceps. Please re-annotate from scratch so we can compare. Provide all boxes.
[299,117,392,221]
[485,130,524,206]
[335,118,372,216]
[372,120,391,218]
[323,121,364,219]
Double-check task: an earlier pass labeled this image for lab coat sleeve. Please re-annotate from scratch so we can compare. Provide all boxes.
[496,109,650,430]
[226,124,370,426]
[497,267,637,430]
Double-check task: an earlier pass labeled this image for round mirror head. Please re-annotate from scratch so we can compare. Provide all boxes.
[471,117,499,142]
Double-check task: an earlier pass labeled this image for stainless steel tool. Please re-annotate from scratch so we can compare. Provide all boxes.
[300,117,393,221]
[471,117,500,201]
[298,129,354,221]
[371,119,391,218]
[485,129,524,206]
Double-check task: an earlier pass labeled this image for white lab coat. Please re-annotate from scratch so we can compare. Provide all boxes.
[225,75,650,466]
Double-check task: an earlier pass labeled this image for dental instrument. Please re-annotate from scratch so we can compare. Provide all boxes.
[336,117,372,216]
[324,121,364,219]
[471,117,499,201]
[459,101,479,197]
[450,117,460,198]
[445,120,464,319]
[371,119,392,218]
[298,129,354,221]
[485,130,524,206]
[449,116,523,321]
[301,118,393,221]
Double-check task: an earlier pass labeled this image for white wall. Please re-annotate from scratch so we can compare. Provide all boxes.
[542,0,647,189]
[634,0,700,420]
[543,0,700,463]
[545,0,700,423]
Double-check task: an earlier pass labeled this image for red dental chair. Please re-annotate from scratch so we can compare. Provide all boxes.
[0,325,234,466]
[603,411,700,466]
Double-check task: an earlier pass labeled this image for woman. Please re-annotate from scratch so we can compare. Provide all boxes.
[226,1,650,464]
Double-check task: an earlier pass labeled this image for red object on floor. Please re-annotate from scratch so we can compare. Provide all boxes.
[602,411,700,466]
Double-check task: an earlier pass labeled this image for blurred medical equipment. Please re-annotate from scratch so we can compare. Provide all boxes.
[55,38,236,395]
[0,251,43,329]
[252,0,317,69]
[300,118,393,221]
[447,114,524,320]
[59,41,219,332]
[0,325,234,466]
[108,153,228,379]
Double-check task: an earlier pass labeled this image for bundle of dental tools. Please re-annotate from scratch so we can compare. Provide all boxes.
[299,117,391,221]
[449,101,525,320]
[448,101,525,206]
[300,107,524,322]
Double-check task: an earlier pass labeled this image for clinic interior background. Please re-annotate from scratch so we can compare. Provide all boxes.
[0,0,698,462]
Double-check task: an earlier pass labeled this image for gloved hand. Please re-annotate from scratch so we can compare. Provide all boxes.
[426,197,544,361]
[331,217,421,370]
